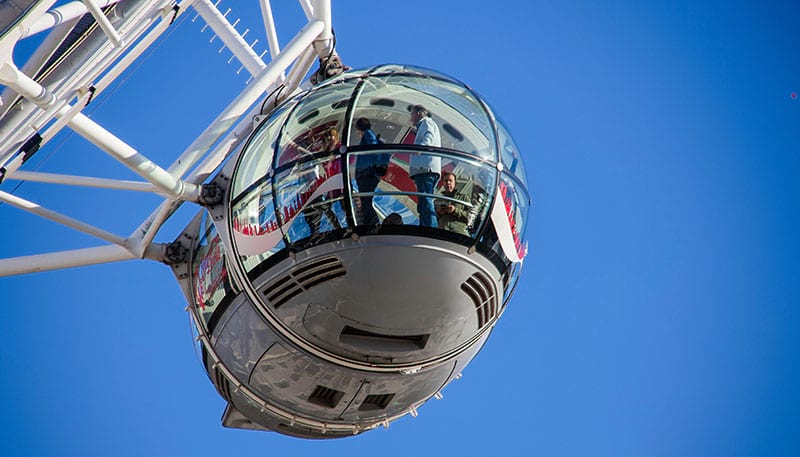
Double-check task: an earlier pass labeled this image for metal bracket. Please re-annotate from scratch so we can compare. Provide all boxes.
[164,240,189,264]
[199,182,224,206]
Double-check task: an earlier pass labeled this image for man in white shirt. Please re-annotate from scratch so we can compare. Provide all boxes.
[408,105,441,227]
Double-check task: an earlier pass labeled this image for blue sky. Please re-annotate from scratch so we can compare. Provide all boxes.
[2,1,799,456]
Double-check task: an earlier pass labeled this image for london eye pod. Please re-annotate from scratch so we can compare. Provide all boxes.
[180,64,530,438]
[0,0,529,440]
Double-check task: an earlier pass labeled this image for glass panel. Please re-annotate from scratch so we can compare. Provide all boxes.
[348,74,496,159]
[230,179,286,272]
[212,300,273,384]
[274,155,347,245]
[348,150,495,238]
[231,101,294,198]
[502,261,522,306]
[192,212,233,329]
[498,172,530,258]
[473,171,529,266]
[497,120,528,190]
[367,64,457,83]
[276,79,358,168]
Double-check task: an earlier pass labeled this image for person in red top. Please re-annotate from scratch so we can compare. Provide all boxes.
[321,126,342,152]
[303,127,343,238]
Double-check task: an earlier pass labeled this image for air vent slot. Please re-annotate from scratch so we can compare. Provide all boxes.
[370,97,395,107]
[443,123,464,142]
[460,272,497,328]
[359,393,395,411]
[308,385,344,408]
[340,326,429,352]
[331,99,349,110]
[261,257,346,308]
[262,277,303,309]
[213,368,233,403]
[298,108,319,124]
[294,257,346,289]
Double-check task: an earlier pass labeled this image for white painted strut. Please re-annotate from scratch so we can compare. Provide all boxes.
[0,189,127,246]
[259,0,281,57]
[165,19,325,180]
[125,19,325,257]
[23,1,121,38]
[8,171,157,193]
[0,244,165,277]
[193,0,266,77]
[310,0,333,51]
[0,62,202,201]
[81,0,124,47]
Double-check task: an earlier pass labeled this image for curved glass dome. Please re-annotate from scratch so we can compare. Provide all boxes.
[188,66,531,437]
[229,65,529,273]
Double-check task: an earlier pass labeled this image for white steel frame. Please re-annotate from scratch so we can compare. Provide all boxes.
[0,0,336,276]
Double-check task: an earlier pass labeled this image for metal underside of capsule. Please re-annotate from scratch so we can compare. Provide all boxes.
[201,234,500,438]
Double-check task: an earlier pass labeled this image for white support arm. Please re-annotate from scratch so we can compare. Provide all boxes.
[1,1,59,41]
[129,20,326,254]
[8,171,157,193]
[165,18,325,180]
[67,112,202,200]
[17,1,196,157]
[298,0,314,20]
[259,0,281,57]
[0,189,127,246]
[193,0,266,77]
[285,46,317,91]
[81,0,124,46]
[0,62,202,201]
[38,87,93,142]
[23,0,121,38]
[91,0,197,95]
[0,245,134,277]
[309,0,332,48]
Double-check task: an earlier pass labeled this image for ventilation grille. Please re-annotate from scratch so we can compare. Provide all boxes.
[261,256,346,308]
[359,393,395,411]
[213,368,233,403]
[460,272,497,328]
[340,326,429,351]
[308,385,344,408]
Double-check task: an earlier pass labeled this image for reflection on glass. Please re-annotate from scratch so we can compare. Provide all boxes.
[477,173,530,265]
[230,180,286,272]
[213,301,272,384]
[276,79,358,168]
[348,74,495,159]
[192,212,232,328]
[274,155,347,245]
[227,65,528,266]
[498,173,528,257]
[348,150,495,238]
[497,121,527,190]
[232,102,293,198]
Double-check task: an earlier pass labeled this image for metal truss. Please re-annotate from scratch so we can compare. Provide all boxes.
[0,0,337,276]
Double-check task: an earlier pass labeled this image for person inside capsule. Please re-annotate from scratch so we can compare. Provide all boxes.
[301,127,343,237]
[408,105,441,228]
[436,172,471,236]
[230,65,525,258]
[354,117,383,226]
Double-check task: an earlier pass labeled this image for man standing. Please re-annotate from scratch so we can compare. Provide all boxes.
[354,117,380,225]
[408,105,441,227]
[436,172,471,236]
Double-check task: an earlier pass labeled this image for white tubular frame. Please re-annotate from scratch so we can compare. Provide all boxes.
[81,0,125,46]
[0,0,334,277]
[7,171,157,192]
[22,1,121,39]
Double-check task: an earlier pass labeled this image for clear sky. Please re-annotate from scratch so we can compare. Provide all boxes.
[2,1,799,456]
